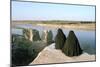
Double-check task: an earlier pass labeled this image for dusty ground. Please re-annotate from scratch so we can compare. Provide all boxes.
[37,23,95,30]
[30,43,95,65]
[12,21,95,30]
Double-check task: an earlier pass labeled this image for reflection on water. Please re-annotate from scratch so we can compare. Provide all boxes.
[11,24,96,54]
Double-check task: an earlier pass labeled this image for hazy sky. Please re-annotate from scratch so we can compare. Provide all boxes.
[12,1,95,21]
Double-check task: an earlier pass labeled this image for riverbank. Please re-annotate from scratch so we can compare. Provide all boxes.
[36,23,95,30]
[30,43,95,65]
[12,22,95,30]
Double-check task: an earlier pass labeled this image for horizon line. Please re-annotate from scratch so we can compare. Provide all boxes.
[12,20,96,22]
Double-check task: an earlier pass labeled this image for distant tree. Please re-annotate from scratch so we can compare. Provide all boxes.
[55,28,66,49]
[62,30,83,57]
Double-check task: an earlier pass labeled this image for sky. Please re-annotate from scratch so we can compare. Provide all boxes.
[12,1,95,21]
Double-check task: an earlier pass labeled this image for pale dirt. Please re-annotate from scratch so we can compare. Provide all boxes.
[12,22,95,30]
[30,43,95,65]
[37,23,95,30]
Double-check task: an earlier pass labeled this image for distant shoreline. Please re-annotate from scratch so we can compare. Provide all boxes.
[36,23,95,30]
[12,21,95,30]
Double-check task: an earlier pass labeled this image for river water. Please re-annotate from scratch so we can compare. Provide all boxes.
[11,24,96,55]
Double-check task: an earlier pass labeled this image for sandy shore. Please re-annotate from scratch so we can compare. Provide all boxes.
[12,22,95,30]
[30,43,95,65]
[37,23,95,30]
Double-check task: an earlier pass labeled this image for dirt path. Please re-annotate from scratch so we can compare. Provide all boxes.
[30,43,95,65]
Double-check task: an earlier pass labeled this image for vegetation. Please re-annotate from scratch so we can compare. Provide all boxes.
[12,37,38,66]
[12,34,24,44]
[11,32,48,66]
[13,20,95,24]
[55,28,66,49]
[62,30,83,57]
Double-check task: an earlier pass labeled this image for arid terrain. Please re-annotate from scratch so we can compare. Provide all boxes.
[30,43,95,65]
[12,21,95,30]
